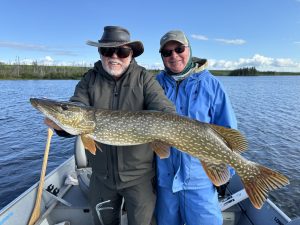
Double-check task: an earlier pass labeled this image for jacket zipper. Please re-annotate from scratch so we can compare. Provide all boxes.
[111,81,119,185]
[172,80,181,174]
[175,80,182,97]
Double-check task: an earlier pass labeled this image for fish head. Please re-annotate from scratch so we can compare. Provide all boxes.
[30,98,96,135]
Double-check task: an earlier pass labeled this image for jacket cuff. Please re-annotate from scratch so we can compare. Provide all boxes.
[55,129,74,138]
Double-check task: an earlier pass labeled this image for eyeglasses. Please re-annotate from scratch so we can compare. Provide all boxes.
[160,45,188,57]
[99,47,132,58]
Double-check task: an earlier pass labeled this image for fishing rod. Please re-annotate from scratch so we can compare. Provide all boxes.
[28,128,53,225]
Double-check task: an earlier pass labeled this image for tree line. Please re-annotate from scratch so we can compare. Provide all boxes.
[228,67,259,76]
[212,67,300,76]
[0,62,162,79]
[0,62,299,79]
[0,61,90,79]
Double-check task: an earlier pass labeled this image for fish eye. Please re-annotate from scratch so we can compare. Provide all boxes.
[61,104,69,111]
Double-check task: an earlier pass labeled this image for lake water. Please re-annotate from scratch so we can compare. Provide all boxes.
[0,76,299,219]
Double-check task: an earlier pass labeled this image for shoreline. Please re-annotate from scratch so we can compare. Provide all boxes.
[0,64,300,79]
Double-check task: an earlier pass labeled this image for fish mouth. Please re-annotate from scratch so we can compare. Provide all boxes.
[30,98,71,132]
[30,98,52,109]
[30,98,49,113]
[29,98,61,120]
[30,98,64,110]
[29,97,39,109]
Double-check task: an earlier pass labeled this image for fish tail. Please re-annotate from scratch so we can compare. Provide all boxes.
[241,164,289,209]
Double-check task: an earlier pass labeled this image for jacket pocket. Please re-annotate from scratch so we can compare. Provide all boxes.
[120,86,144,110]
[118,145,155,182]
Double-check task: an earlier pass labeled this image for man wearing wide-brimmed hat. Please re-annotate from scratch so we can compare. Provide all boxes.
[45,26,175,225]
[86,26,144,78]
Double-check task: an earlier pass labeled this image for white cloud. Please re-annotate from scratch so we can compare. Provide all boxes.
[0,41,77,56]
[274,58,299,67]
[215,38,246,45]
[190,34,246,45]
[3,56,92,67]
[191,34,209,41]
[3,54,299,72]
[140,54,300,72]
[140,62,163,70]
[45,56,53,62]
[40,56,54,65]
[0,41,47,51]
[208,54,300,72]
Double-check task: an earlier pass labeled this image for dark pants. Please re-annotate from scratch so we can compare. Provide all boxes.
[89,174,156,225]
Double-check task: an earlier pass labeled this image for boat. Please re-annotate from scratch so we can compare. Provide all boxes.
[0,136,299,225]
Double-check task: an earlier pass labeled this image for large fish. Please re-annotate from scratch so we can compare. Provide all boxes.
[30,98,289,209]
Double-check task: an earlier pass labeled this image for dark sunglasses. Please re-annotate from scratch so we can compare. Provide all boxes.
[99,47,132,58]
[160,45,188,57]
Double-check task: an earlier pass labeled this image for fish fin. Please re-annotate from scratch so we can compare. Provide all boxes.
[80,134,97,155]
[201,161,230,186]
[95,142,103,152]
[150,141,171,159]
[241,163,289,209]
[208,124,248,153]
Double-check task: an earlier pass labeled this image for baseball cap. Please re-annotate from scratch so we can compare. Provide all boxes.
[159,30,189,51]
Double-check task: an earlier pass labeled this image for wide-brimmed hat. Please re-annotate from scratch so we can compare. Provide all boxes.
[86,26,144,57]
[159,30,189,51]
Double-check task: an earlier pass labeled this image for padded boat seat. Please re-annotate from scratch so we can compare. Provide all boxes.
[74,136,92,196]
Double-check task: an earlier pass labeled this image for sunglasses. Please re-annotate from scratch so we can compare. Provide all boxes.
[160,45,188,57]
[99,47,132,58]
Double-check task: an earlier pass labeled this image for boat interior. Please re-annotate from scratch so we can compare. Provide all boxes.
[0,137,299,225]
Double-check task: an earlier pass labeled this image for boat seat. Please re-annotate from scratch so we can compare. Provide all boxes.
[74,136,92,197]
[73,137,127,222]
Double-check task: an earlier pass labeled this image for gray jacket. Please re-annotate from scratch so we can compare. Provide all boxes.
[70,59,175,188]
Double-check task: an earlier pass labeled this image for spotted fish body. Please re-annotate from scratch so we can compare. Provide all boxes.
[30,98,289,209]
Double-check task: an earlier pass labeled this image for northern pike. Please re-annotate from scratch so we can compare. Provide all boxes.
[30,98,289,209]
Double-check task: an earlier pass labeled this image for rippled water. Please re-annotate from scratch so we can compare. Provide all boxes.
[0,77,299,219]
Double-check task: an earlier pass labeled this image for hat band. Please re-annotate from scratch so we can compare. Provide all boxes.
[99,40,129,43]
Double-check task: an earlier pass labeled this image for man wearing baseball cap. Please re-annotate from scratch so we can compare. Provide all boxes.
[155,30,237,225]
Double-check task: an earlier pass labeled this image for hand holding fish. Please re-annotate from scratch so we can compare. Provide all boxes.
[44,118,63,131]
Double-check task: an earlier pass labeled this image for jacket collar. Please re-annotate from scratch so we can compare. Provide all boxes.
[163,57,208,83]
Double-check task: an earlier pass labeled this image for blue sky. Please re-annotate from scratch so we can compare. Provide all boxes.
[1,0,300,72]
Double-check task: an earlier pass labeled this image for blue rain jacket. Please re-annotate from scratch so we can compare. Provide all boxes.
[156,62,237,192]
